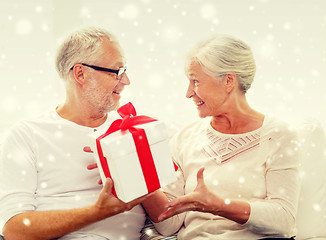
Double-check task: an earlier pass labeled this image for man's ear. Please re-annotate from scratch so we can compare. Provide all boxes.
[71,64,87,85]
[224,72,236,93]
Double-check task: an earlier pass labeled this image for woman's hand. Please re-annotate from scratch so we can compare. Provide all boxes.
[158,167,250,224]
[158,168,223,221]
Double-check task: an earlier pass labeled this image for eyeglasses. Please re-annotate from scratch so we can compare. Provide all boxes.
[71,63,127,80]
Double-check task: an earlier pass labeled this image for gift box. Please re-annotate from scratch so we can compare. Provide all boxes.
[89,102,177,202]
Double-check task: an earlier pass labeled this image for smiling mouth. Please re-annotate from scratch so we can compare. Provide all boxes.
[195,101,204,106]
[112,90,121,94]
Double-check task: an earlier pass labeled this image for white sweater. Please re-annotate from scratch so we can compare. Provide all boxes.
[155,116,300,239]
[0,109,145,239]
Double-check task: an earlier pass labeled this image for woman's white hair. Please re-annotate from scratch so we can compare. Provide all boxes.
[55,26,118,81]
[186,35,256,93]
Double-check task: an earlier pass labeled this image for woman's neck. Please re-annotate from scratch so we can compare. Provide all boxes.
[210,95,264,134]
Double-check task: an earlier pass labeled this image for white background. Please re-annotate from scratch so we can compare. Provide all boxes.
[1,0,325,139]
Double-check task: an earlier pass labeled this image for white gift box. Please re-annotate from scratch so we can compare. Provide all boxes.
[89,120,177,202]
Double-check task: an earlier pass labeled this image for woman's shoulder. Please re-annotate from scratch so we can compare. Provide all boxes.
[169,118,210,146]
[177,118,210,137]
[264,115,295,132]
[262,115,299,142]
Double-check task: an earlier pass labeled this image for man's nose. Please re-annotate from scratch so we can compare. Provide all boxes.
[120,73,130,85]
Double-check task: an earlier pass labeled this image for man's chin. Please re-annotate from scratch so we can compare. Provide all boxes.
[104,101,120,113]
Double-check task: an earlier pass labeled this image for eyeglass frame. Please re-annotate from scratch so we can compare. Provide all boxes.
[70,63,127,80]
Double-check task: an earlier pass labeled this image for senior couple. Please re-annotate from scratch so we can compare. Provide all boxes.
[0,27,299,240]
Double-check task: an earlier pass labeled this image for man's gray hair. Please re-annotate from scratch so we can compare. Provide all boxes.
[55,26,118,81]
[186,35,256,93]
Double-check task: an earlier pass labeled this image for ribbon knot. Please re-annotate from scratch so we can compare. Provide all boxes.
[104,102,157,134]
[120,116,132,131]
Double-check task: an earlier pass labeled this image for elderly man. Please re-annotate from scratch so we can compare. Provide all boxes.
[0,27,171,240]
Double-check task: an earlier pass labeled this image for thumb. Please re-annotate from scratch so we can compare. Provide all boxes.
[196,167,205,186]
[103,178,114,195]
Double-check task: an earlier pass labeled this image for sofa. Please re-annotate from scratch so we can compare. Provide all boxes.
[1,119,325,239]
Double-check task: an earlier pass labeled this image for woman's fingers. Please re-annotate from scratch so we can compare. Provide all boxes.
[158,204,190,221]
[166,195,192,208]
[196,167,205,186]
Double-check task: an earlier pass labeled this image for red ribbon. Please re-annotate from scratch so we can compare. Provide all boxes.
[96,102,161,198]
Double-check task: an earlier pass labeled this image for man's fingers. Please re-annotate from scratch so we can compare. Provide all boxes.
[126,191,155,210]
[87,163,98,170]
[103,178,114,194]
[83,146,93,153]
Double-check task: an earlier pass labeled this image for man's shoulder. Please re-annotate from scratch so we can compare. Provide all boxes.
[6,109,60,136]
[24,108,58,123]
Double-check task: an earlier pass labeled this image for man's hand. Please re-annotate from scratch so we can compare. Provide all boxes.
[92,178,149,220]
[3,177,150,240]
[84,146,102,184]
[84,145,150,211]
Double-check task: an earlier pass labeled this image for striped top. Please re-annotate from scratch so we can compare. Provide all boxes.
[203,130,262,165]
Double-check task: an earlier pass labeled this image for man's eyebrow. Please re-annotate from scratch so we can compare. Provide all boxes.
[116,61,126,67]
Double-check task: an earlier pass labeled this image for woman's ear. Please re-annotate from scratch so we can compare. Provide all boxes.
[71,64,87,85]
[224,72,237,93]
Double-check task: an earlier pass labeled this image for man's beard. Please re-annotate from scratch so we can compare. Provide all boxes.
[84,76,119,114]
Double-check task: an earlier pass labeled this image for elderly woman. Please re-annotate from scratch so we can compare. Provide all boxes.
[154,35,300,240]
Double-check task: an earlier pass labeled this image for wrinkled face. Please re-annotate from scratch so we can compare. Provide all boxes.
[185,61,227,118]
[83,40,130,114]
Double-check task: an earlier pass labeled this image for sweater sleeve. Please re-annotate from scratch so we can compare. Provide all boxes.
[0,122,38,233]
[152,134,186,236]
[243,125,300,238]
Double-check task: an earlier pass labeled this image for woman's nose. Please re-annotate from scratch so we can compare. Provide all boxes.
[186,84,194,98]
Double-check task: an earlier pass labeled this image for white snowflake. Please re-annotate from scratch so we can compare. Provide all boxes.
[35,5,43,13]
[313,203,321,212]
[312,69,320,77]
[15,19,33,35]
[55,131,63,139]
[147,73,163,89]
[23,218,31,226]
[119,4,139,20]
[283,22,292,30]
[80,7,91,18]
[48,154,56,162]
[238,177,245,184]
[200,4,216,20]
[224,198,231,205]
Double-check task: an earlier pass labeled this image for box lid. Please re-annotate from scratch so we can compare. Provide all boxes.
[99,121,168,159]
